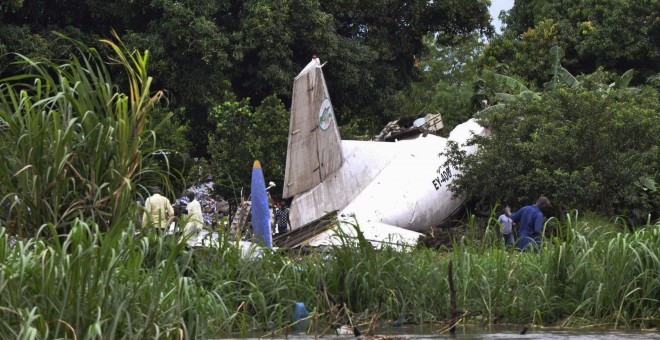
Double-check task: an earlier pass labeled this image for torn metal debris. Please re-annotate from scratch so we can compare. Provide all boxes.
[374,113,444,141]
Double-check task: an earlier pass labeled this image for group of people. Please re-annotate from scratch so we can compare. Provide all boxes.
[496,196,552,252]
[141,184,551,251]
[141,185,292,240]
[141,186,205,237]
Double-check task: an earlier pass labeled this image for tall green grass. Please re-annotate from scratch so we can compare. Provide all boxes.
[447,211,659,329]
[0,221,216,338]
[0,212,658,337]
[0,32,169,237]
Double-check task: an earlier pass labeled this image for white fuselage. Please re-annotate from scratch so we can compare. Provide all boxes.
[289,118,485,231]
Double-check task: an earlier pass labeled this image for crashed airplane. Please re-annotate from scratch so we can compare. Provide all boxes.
[281,57,487,247]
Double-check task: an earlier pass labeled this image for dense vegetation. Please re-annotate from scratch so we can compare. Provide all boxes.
[0,0,492,193]
[0,33,168,237]
[1,213,658,338]
[2,1,657,213]
[484,0,659,87]
[0,0,659,337]
[444,70,660,223]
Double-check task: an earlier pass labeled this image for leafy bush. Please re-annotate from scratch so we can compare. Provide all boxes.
[444,85,659,222]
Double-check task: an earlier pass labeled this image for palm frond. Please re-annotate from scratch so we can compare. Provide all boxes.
[613,69,634,89]
[493,73,531,93]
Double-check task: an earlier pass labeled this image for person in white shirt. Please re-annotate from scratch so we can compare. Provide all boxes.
[498,209,515,247]
[184,191,204,236]
[142,186,174,230]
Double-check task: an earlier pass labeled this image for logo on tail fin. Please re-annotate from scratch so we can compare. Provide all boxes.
[318,97,334,131]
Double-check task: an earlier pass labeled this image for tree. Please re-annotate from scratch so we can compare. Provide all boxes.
[443,81,660,222]
[391,33,487,134]
[145,106,193,196]
[122,0,233,157]
[318,0,492,130]
[0,0,23,12]
[207,94,289,198]
[1,0,493,162]
[485,0,659,87]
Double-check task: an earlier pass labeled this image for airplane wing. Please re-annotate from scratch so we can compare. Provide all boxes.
[304,216,424,250]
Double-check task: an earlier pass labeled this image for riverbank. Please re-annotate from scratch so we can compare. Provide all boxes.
[0,211,658,338]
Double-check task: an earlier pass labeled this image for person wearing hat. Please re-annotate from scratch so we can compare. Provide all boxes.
[142,186,175,230]
[505,196,552,251]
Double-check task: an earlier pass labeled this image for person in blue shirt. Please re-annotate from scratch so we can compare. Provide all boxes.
[505,197,551,251]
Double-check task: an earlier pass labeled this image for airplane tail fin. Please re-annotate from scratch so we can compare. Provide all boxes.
[283,58,343,198]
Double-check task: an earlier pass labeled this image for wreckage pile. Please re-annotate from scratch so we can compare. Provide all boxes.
[374,113,443,141]
[174,180,230,227]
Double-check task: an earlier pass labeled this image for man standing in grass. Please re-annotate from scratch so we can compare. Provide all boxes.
[498,209,515,247]
[505,197,551,251]
[184,191,204,236]
[142,186,174,231]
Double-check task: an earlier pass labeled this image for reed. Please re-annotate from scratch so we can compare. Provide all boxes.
[1,222,183,337]
[448,210,660,329]
[1,211,658,338]
[0,31,169,237]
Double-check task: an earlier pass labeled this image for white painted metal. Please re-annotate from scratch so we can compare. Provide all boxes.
[285,58,487,239]
[289,119,485,232]
[305,218,424,250]
[283,58,343,198]
[338,119,484,231]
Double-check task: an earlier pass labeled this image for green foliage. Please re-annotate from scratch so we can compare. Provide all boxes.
[0,221,210,338]
[145,106,193,196]
[486,0,659,87]
[442,211,660,328]
[147,106,192,156]
[471,71,539,117]
[0,0,23,12]
[0,25,54,75]
[231,0,295,100]
[338,116,379,140]
[545,46,580,90]
[392,33,486,133]
[129,0,232,109]
[444,85,660,221]
[319,0,492,131]
[1,212,658,337]
[208,94,289,197]
[0,33,172,236]
[1,0,492,159]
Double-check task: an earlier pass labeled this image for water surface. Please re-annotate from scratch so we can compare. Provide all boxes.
[223,325,660,340]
